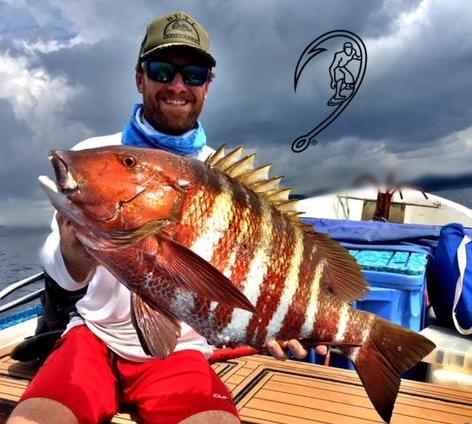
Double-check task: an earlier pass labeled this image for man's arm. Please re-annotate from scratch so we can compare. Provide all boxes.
[56,214,98,283]
[40,213,97,290]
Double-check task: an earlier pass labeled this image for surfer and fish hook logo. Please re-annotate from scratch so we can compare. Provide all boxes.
[291,30,367,153]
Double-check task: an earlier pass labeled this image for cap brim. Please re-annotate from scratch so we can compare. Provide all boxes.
[140,43,216,67]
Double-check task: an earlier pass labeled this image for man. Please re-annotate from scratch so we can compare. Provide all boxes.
[8,11,324,424]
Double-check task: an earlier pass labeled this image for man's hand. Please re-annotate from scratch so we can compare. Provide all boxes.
[266,339,328,361]
[57,214,98,283]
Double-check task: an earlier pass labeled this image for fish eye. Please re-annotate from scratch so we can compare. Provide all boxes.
[122,155,136,168]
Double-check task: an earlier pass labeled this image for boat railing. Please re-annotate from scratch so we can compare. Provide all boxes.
[0,272,45,314]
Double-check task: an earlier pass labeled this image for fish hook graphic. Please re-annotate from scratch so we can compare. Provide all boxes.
[291,30,367,153]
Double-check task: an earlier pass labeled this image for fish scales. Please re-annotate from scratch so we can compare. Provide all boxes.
[348,314,376,362]
[184,173,260,324]
[220,200,274,342]
[40,145,436,423]
[343,310,376,345]
[185,173,232,262]
[212,186,263,331]
[311,290,348,341]
[277,238,320,340]
[177,187,213,246]
[300,257,324,339]
[209,177,252,276]
[245,208,297,345]
[187,174,235,320]
[315,293,371,347]
[177,159,222,246]
[265,225,305,340]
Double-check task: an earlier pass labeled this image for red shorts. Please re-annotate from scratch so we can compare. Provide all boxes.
[21,325,238,424]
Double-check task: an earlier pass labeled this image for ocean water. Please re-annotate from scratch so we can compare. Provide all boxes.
[0,229,48,309]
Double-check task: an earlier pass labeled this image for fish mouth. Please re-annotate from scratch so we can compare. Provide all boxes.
[50,152,78,194]
[38,150,86,230]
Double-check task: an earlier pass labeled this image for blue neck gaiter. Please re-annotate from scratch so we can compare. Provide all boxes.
[122,103,206,155]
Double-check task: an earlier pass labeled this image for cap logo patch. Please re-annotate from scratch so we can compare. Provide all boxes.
[164,15,200,46]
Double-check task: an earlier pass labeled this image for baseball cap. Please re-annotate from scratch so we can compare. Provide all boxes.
[138,11,216,67]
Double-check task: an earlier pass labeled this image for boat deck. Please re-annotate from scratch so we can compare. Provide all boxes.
[0,348,470,423]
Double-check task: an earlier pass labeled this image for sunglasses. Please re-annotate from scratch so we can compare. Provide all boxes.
[142,60,211,86]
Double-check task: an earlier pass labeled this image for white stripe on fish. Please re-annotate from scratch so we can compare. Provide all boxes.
[190,177,233,262]
[334,303,351,343]
[301,257,325,338]
[266,226,305,338]
[349,314,376,362]
[221,202,273,342]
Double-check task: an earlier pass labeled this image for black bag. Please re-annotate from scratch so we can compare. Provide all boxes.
[10,272,87,362]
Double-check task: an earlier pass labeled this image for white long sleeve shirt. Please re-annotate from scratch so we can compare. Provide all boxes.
[40,132,216,361]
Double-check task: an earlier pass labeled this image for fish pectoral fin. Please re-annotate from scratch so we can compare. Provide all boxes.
[130,293,181,359]
[159,236,256,314]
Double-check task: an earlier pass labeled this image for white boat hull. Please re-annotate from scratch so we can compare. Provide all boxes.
[297,187,472,226]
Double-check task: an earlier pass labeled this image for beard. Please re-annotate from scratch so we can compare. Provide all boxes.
[143,93,205,135]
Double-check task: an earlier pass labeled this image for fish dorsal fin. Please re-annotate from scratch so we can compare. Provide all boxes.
[226,153,257,178]
[265,188,292,203]
[206,145,317,221]
[240,164,272,186]
[309,232,368,302]
[285,211,305,218]
[274,199,299,212]
[205,145,226,167]
[211,146,244,171]
[251,176,283,193]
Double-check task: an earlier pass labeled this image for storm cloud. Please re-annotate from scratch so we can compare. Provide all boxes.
[1,0,471,226]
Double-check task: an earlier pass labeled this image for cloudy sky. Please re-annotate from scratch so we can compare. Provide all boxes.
[1,0,472,227]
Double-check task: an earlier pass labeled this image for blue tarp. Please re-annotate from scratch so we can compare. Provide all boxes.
[302,218,444,256]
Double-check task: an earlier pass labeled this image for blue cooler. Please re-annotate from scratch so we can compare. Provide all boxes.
[350,249,428,332]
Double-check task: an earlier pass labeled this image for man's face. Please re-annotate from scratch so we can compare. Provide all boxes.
[136,47,211,135]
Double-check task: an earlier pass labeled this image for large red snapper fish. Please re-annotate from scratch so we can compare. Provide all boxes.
[39,145,435,423]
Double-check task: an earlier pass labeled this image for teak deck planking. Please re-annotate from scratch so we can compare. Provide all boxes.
[0,349,470,424]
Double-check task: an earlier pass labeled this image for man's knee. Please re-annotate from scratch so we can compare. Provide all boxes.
[7,398,78,424]
[179,410,240,424]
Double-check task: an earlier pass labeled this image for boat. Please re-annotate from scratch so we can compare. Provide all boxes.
[0,186,471,423]
[296,185,472,226]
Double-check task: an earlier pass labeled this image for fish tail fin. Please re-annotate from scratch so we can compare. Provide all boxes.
[351,318,435,423]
